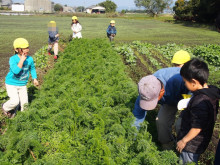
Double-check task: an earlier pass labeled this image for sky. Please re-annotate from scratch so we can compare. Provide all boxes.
[13,0,137,10]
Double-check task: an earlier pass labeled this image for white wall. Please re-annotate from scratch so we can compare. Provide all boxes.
[12,4,24,11]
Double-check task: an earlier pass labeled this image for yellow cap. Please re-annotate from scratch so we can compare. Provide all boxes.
[171,50,190,64]
[13,38,29,49]
[72,16,78,20]
[182,94,192,99]
[110,20,115,24]
[48,21,56,27]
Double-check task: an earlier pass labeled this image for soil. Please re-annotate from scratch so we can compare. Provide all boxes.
[121,47,220,163]
[121,55,152,83]
[0,43,66,135]
[0,44,65,88]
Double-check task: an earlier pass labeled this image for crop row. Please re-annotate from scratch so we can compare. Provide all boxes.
[116,41,220,68]
[0,39,178,164]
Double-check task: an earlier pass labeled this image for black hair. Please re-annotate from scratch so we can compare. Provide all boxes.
[180,58,209,86]
[71,20,80,25]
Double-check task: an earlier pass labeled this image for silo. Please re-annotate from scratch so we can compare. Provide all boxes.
[25,0,52,13]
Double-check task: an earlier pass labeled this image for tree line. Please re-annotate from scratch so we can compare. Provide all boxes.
[173,0,220,23]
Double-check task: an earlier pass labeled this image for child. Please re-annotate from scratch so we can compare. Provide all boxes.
[177,58,220,164]
[106,20,117,42]
[71,16,82,39]
[2,38,39,117]
[48,21,59,60]
[133,50,190,150]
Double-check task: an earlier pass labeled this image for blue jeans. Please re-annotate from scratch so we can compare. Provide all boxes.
[132,96,147,130]
[180,150,200,165]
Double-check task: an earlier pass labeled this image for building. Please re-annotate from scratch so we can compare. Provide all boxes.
[85,5,105,14]
[1,0,12,8]
[12,3,25,12]
[24,0,53,13]
[63,5,75,13]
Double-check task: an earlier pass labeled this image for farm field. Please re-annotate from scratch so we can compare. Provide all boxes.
[0,14,220,164]
[1,15,220,84]
[0,39,179,164]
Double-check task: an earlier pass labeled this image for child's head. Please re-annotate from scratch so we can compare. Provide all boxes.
[72,16,79,24]
[13,38,29,55]
[110,20,115,26]
[171,50,191,67]
[180,58,209,91]
[48,21,57,32]
[138,75,165,110]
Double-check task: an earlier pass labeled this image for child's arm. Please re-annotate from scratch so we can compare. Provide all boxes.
[17,53,27,69]
[75,23,82,32]
[106,26,110,34]
[114,27,117,34]
[177,128,201,152]
[30,57,39,86]
[10,54,26,74]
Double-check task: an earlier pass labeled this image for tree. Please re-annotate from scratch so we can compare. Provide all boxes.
[54,4,63,12]
[98,0,117,13]
[76,6,85,12]
[134,0,172,16]
[173,0,220,22]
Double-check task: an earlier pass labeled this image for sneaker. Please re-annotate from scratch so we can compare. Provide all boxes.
[54,55,58,60]
[1,103,11,118]
[9,110,16,118]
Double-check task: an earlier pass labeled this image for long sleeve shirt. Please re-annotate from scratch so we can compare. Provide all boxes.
[153,67,188,106]
[106,25,117,35]
[5,54,37,86]
[48,28,59,43]
[71,23,82,38]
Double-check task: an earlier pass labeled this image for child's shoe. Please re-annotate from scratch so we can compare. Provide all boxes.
[1,103,11,118]
[54,55,58,62]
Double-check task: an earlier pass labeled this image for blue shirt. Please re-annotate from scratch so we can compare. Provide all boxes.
[5,54,37,86]
[133,67,188,120]
[48,28,59,43]
[153,67,188,106]
[106,25,117,34]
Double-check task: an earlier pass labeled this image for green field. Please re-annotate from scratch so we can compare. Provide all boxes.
[1,15,220,56]
[0,14,219,164]
[1,15,220,83]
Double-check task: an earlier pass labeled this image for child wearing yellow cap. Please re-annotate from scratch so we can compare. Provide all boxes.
[71,16,82,39]
[2,38,38,118]
[106,20,117,42]
[48,21,59,60]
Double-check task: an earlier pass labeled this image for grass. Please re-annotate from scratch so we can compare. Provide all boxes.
[0,14,220,82]
[0,14,219,81]
[1,15,220,56]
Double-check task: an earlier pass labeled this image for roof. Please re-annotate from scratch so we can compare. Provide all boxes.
[86,5,105,10]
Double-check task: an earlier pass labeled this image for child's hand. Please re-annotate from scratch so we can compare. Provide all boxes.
[176,139,186,153]
[20,53,27,61]
[33,79,39,86]
[55,34,59,37]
